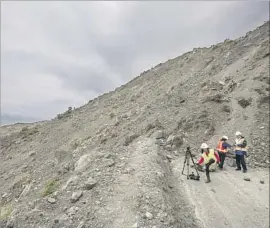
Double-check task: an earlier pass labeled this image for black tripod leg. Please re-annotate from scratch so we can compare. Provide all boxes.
[190,152,200,177]
[187,154,190,179]
[182,154,187,175]
[182,152,190,179]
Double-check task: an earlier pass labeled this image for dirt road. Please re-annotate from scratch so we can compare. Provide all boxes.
[172,156,269,228]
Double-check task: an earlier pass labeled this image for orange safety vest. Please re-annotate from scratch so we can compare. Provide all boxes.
[216,140,227,153]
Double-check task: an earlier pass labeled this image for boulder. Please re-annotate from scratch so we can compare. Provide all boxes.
[145,212,153,220]
[75,154,92,171]
[71,191,83,203]
[83,177,97,190]
[244,177,251,181]
[154,130,165,139]
[47,197,56,204]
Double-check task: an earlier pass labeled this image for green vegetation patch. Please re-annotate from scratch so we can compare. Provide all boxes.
[42,178,59,197]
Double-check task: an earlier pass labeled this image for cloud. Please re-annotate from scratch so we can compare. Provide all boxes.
[1,1,269,123]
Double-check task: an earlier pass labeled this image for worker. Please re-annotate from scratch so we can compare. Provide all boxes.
[234,131,248,173]
[197,143,220,183]
[216,136,232,169]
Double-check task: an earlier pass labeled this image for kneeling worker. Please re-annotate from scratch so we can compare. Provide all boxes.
[197,143,220,183]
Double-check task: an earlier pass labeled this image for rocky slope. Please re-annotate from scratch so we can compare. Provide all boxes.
[0,21,269,228]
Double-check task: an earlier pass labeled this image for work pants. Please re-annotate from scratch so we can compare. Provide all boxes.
[236,154,247,170]
[205,158,215,179]
[218,151,226,168]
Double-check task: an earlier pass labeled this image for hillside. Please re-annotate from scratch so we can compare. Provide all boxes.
[0,21,269,228]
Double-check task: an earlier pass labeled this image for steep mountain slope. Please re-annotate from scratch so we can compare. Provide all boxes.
[0,22,269,228]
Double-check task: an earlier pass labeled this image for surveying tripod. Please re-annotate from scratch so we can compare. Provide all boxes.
[181,147,200,181]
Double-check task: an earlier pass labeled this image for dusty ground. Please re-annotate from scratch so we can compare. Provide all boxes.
[173,155,269,228]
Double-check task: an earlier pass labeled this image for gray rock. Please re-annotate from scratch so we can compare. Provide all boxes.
[47,197,56,204]
[166,135,174,144]
[124,133,139,146]
[75,154,91,171]
[122,167,135,174]
[28,151,36,157]
[106,159,116,167]
[155,130,165,139]
[54,219,59,224]
[2,193,8,198]
[6,219,14,228]
[243,42,252,47]
[63,162,74,172]
[19,184,32,199]
[145,212,153,220]
[132,222,138,228]
[159,212,168,221]
[171,135,184,147]
[218,81,225,86]
[83,177,97,190]
[105,153,112,159]
[71,191,83,203]
[165,145,172,151]
[260,180,265,184]
[67,206,79,216]
[156,139,166,146]
[222,105,231,113]
[238,98,252,108]
[62,175,80,191]
[77,221,85,228]
[244,177,251,181]
[22,165,28,170]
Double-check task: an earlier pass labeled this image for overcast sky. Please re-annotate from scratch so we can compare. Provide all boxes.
[1,1,269,124]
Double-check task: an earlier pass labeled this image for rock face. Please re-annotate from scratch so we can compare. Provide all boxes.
[0,22,269,228]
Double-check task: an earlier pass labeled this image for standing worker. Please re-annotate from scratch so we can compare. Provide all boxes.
[197,143,220,183]
[234,131,248,173]
[216,136,232,170]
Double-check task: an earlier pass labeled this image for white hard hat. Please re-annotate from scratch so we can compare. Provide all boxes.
[222,135,228,140]
[201,143,209,149]
[235,131,242,136]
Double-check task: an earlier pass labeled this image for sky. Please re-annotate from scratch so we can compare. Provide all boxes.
[1,1,269,125]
